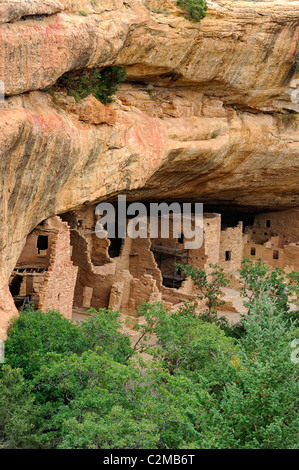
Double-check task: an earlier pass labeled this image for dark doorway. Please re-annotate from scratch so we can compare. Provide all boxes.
[9,275,22,297]
[108,237,123,258]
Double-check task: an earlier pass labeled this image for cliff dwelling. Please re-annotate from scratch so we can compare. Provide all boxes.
[9,217,78,319]
[9,206,299,321]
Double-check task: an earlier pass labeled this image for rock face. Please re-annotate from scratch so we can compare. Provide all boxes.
[0,0,298,338]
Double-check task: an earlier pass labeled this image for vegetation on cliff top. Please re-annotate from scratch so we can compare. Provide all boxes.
[177,0,208,22]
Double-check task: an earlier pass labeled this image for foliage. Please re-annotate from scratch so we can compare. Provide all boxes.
[134,301,238,390]
[4,309,88,379]
[199,293,299,449]
[56,66,127,104]
[175,263,231,330]
[239,259,298,325]
[79,308,133,364]
[1,261,298,449]
[4,308,132,379]
[1,308,200,449]
[177,0,208,22]
[0,366,38,448]
[152,9,170,16]
[32,353,199,449]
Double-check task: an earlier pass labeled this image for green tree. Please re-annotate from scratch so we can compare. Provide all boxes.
[134,301,238,390]
[4,308,133,379]
[175,263,230,328]
[31,351,200,448]
[0,366,38,448]
[56,66,127,103]
[79,308,133,364]
[239,259,298,325]
[4,309,88,379]
[199,293,299,449]
[177,0,208,22]
[1,280,298,449]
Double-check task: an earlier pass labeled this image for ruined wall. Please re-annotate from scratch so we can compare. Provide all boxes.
[129,234,163,286]
[243,208,299,271]
[38,217,78,319]
[243,240,299,271]
[245,209,299,244]
[220,222,243,271]
[16,231,52,268]
[203,214,221,269]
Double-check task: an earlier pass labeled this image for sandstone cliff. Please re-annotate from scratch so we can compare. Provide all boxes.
[0,0,298,338]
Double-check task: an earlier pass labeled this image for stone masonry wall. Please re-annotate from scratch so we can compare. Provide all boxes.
[38,217,78,319]
[220,222,243,271]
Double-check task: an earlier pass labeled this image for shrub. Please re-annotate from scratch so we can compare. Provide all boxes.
[239,259,299,326]
[200,293,299,449]
[4,307,132,379]
[32,351,200,448]
[134,300,238,388]
[175,263,231,328]
[55,66,127,104]
[4,309,88,378]
[177,0,208,22]
[79,308,133,364]
[0,366,38,448]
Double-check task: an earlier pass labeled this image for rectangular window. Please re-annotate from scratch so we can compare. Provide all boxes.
[250,247,256,256]
[37,235,48,255]
[266,220,271,228]
[225,251,231,261]
[273,250,279,260]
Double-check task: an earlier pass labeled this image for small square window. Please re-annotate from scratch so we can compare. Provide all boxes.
[250,247,256,256]
[273,250,279,260]
[37,235,48,255]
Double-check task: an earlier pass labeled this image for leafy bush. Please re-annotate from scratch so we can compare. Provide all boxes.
[4,309,88,378]
[1,262,298,449]
[134,301,238,389]
[177,0,208,22]
[0,366,38,449]
[32,352,200,449]
[56,66,127,104]
[199,293,299,449]
[175,263,234,334]
[4,308,132,379]
[239,259,299,326]
[79,308,133,364]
